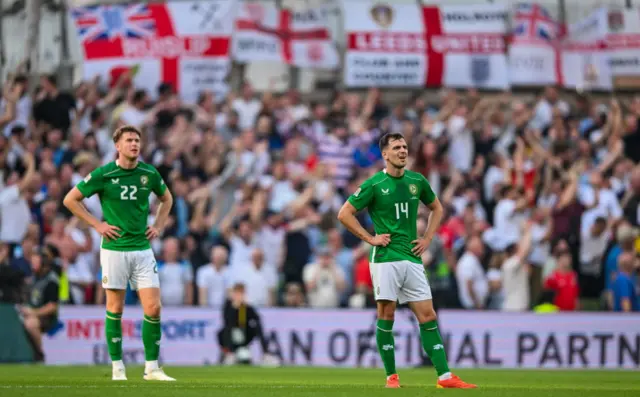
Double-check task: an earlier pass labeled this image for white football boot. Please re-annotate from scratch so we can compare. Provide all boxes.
[143,368,176,381]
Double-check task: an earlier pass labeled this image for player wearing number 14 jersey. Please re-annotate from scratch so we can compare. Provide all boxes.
[63,125,175,381]
[338,133,476,389]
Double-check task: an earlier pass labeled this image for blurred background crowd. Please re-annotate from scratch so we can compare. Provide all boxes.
[0,62,639,313]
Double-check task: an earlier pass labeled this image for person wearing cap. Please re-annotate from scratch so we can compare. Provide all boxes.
[19,246,60,361]
[217,283,279,366]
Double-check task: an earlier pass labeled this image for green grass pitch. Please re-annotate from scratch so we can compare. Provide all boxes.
[0,365,638,397]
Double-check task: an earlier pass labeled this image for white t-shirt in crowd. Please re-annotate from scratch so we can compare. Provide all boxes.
[229,264,277,307]
[528,222,550,266]
[196,264,230,307]
[256,225,285,269]
[483,165,505,202]
[456,252,489,309]
[303,263,345,308]
[578,186,622,222]
[232,98,262,130]
[119,106,146,128]
[494,199,524,243]
[158,262,193,306]
[0,185,30,243]
[501,256,529,311]
[447,115,473,172]
[228,235,257,270]
[579,227,610,277]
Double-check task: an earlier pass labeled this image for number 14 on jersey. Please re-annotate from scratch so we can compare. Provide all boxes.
[395,202,408,219]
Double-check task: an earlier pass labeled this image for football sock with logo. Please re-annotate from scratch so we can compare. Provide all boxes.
[419,320,451,377]
[376,319,396,377]
[142,315,162,365]
[105,311,123,362]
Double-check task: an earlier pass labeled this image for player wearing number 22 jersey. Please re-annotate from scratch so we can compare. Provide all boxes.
[64,125,175,382]
[338,132,476,389]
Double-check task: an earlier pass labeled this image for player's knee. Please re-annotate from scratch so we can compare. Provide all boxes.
[416,307,437,324]
[377,301,396,320]
[143,301,162,318]
[106,300,124,314]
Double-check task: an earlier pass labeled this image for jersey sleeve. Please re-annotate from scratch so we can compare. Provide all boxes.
[76,168,104,198]
[152,168,167,197]
[420,175,437,205]
[347,179,374,211]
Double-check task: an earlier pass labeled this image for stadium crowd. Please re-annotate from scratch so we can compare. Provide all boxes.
[0,66,639,313]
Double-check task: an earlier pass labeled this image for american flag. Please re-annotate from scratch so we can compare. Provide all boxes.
[72,5,156,42]
[512,3,558,42]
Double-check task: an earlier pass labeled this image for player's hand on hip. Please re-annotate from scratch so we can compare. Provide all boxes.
[369,234,390,247]
[146,225,161,240]
[411,238,431,256]
[96,222,121,241]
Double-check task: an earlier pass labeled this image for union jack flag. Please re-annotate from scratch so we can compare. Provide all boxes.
[71,5,156,42]
[512,3,558,42]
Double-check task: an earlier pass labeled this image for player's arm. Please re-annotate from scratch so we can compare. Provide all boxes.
[64,169,121,241]
[413,177,444,255]
[147,170,173,239]
[337,182,389,247]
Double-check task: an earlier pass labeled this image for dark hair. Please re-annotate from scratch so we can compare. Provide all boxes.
[112,125,142,143]
[378,132,405,151]
[132,89,147,104]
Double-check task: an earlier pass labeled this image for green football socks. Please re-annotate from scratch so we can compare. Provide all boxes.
[419,320,451,376]
[105,311,123,361]
[376,319,396,376]
[142,315,162,361]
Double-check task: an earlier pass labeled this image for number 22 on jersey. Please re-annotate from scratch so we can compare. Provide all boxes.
[119,185,138,200]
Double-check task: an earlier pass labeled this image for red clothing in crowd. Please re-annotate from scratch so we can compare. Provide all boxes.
[354,256,373,290]
[544,270,580,311]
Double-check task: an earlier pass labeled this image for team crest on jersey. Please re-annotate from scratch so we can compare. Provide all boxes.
[409,184,418,195]
[141,175,149,185]
[102,276,108,284]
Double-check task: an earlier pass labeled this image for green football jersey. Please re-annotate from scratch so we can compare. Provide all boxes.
[347,169,436,265]
[76,161,167,251]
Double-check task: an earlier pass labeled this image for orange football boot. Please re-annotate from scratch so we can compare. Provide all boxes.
[385,374,401,388]
[436,374,477,389]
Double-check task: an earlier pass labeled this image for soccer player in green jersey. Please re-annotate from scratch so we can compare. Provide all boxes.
[338,132,476,389]
[63,125,175,381]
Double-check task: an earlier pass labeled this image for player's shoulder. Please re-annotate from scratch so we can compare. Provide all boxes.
[404,169,427,182]
[137,161,159,175]
[361,170,389,187]
[90,161,117,177]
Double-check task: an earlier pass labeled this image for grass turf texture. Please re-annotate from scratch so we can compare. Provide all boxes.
[0,366,638,397]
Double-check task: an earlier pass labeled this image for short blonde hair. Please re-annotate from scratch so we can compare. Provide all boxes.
[112,125,142,143]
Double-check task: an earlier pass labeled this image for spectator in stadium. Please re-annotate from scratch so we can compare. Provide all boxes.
[217,283,278,366]
[303,246,346,308]
[0,151,35,250]
[543,248,579,311]
[456,236,488,310]
[283,281,306,307]
[604,223,638,309]
[157,237,194,306]
[230,248,277,307]
[579,216,610,298]
[20,246,60,361]
[196,245,230,307]
[611,252,639,312]
[501,224,533,311]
